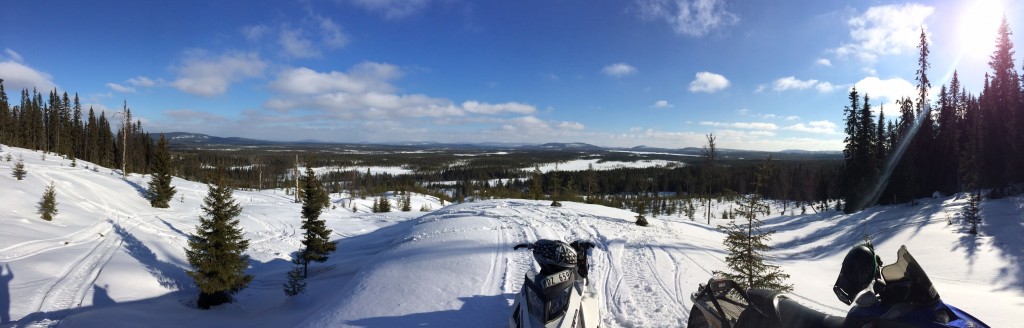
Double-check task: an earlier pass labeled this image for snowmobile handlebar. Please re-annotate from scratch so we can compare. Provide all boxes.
[513,243,532,250]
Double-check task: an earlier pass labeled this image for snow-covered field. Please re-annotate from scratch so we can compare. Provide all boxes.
[531,158,684,173]
[0,144,1020,327]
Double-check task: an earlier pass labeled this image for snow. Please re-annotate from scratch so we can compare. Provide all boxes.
[0,144,1021,327]
[530,158,684,173]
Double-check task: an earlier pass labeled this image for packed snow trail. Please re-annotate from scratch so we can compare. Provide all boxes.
[301,200,735,328]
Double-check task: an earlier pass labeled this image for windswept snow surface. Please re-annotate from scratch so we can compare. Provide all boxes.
[0,144,1020,327]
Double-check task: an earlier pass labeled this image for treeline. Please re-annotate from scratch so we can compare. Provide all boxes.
[842,19,1024,213]
[0,81,153,174]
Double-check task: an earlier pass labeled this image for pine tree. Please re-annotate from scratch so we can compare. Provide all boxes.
[702,134,718,224]
[548,169,562,206]
[529,165,543,200]
[12,158,26,180]
[401,192,412,212]
[378,194,392,212]
[185,172,252,309]
[720,157,792,292]
[300,166,336,277]
[147,134,177,208]
[38,181,58,221]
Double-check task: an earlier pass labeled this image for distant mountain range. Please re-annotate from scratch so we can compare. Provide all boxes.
[156,132,841,160]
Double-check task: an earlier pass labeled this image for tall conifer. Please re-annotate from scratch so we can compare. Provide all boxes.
[300,166,335,277]
[147,134,177,208]
[185,172,252,309]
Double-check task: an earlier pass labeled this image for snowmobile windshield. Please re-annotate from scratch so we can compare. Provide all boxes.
[525,269,577,323]
[879,245,939,305]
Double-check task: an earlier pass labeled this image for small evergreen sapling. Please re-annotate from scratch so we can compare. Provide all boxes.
[12,158,26,180]
[720,157,792,292]
[38,181,58,221]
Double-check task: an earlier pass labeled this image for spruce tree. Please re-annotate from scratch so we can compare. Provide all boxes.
[401,193,412,212]
[549,170,562,207]
[38,181,58,221]
[12,158,26,180]
[185,173,252,309]
[529,165,543,200]
[378,195,392,212]
[300,166,336,277]
[147,134,177,208]
[720,157,792,292]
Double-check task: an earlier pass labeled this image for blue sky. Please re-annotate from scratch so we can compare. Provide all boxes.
[1,0,1020,151]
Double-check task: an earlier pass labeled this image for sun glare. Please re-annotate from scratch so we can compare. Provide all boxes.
[958,0,1004,59]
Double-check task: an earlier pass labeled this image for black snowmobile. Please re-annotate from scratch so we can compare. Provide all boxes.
[508,240,601,328]
[687,244,989,328]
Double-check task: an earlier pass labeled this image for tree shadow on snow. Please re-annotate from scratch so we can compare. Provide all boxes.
[345,294,510,327]
[120,177,150,200]
[975,197,1024,291]
[112,222,192,291]
[1,263,12,324]
[769,199,946,261]
[157,217,189,238]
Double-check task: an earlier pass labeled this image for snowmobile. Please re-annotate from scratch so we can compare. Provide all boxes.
[508,240,601,328]
[687,244,989,328]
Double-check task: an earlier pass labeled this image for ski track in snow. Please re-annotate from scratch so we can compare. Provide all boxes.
[32,217,139,314]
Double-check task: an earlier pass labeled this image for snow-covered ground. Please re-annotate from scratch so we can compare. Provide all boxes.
[530,158,684,173]
[0,144,1020,327]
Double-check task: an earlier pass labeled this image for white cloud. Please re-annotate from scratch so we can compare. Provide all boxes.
[785,115,801,121]
[784,120,839,134]
[853,76,916,104]
[688,71,729,93]
[126,76,158,87]
[558,121,585,130]
[4,49,23,62]
[241,25,269,41]
[602,63,637,77]
[0,60,56,91]
[816,82,836,93]
[771,76,839,93]
[279,25,321,59]
[347,0,430,19]
[171,51,267,97]
[634,0,739,37]
[271,62,400,95]
[834,4,934,62]
[317,16,349,48]
[651,100,672,108]
[773,76,818,91]
[754,84,766,93]
[462,101,537,115]
[815,58,832,66]
[699,121,778,130]
[106,83,135,93]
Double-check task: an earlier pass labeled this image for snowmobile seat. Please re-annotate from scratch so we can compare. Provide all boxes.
[736,289,845,328]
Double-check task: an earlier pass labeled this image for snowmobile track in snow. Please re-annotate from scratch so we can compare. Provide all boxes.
[31,217,142,314]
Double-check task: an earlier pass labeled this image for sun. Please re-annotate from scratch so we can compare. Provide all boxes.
[958,0,1005,59]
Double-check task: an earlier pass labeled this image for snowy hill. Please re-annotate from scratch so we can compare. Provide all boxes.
[0,144,1020,327]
